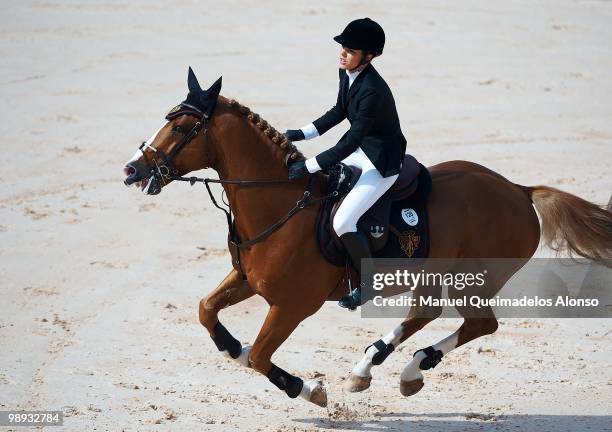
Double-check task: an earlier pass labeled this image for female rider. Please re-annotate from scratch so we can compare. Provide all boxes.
[286,18,407,310]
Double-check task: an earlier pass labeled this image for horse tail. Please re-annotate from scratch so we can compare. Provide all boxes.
[517,185,612,266]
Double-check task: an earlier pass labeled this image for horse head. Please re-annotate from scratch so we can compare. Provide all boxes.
[123,67,221,195]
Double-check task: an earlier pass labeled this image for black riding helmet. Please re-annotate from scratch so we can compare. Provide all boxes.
[333,18,385,56]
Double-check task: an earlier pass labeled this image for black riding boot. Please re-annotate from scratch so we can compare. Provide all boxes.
[338,231,372,310]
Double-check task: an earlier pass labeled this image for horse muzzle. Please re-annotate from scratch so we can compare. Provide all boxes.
[123,163,139,186]
[123,163,163,195]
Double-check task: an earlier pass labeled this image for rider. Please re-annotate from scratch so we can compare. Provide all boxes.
[286,18,407,310]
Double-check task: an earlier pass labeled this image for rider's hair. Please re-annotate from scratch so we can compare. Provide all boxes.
[358,50,377,67]
[363,50,377,60]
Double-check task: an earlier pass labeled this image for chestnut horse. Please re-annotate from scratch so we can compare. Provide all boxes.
[123,69,611,407]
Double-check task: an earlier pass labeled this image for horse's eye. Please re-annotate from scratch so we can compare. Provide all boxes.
[172,125,185,134]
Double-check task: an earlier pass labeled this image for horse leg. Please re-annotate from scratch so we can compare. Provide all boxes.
[345,285,443,392]
[397,256,526,397]
[399,305,498,397]
[199,268,254,366]
[248,305,328,408]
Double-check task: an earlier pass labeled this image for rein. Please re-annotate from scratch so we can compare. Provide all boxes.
[172,174,339,249]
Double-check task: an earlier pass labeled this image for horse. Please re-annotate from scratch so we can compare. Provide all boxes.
[123,68,612,407]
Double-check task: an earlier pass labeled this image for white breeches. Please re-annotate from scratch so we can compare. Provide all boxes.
[332,148,400,236]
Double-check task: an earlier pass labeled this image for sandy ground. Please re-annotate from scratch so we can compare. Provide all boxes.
[1,1,611,431]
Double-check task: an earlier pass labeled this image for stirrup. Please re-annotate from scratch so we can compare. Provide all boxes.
[338,286,362,311]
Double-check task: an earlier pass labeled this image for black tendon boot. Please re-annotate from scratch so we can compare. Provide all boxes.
[338,231,372,310]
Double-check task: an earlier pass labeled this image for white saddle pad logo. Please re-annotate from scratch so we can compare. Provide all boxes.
[401,208,419,226]
[370,225,385,239]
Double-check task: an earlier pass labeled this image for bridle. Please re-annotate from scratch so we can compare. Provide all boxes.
[135,102,339,273]
[138,102,208,187]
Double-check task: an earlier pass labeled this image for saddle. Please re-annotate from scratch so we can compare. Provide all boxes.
[316,154,432,267]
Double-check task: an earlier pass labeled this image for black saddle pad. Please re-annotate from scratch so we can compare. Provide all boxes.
[374,169,431,259]
[315,163,432,266]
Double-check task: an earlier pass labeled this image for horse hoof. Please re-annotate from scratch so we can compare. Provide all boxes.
[344,373,372,392]
[308,382,328,408]
[400,378,424,397]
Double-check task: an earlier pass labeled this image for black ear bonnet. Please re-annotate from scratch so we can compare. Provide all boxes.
[165,67,222,120]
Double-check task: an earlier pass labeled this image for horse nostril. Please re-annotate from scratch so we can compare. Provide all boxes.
[123,164,140,186]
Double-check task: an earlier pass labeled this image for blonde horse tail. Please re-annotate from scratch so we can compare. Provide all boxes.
[518,185,612,266]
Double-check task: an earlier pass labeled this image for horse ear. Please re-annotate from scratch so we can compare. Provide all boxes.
[206,76,222,97]
[187,66,202,92]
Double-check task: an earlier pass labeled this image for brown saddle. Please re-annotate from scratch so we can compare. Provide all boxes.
[390,153,422,198]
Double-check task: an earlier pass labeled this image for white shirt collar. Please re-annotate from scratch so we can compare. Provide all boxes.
[346,65,366,88]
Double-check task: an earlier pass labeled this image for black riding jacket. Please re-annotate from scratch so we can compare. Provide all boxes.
[312,63,407,178]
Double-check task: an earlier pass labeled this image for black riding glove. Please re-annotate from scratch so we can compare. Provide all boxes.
[288,160,309,180]
[284,129,305,142]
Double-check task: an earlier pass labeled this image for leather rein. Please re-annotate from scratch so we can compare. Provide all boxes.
[143,103,338,252]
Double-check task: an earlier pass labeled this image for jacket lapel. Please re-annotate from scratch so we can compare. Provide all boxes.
[348,78,362,100]
[347,63,372,100]
[340,73,349,108]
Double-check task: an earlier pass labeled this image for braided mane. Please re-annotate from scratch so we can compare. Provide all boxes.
[221,96,304,162]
